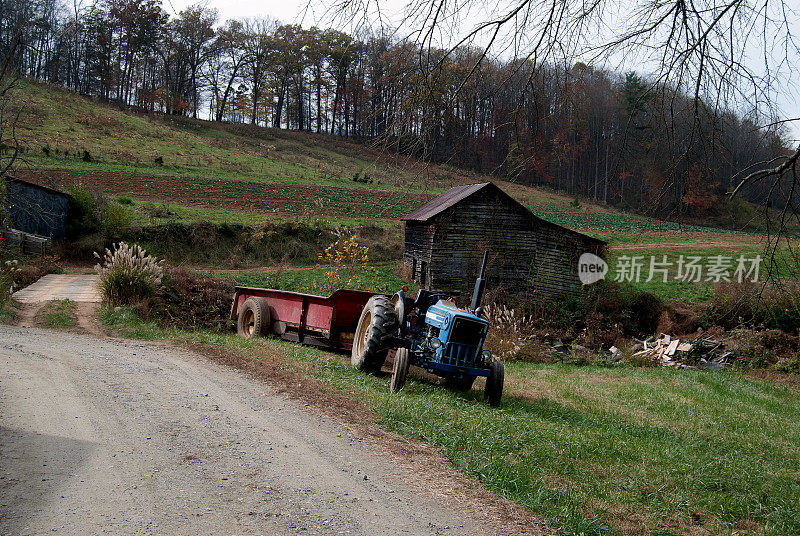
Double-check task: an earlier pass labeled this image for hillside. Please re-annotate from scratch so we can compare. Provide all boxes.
[9,79,756,240]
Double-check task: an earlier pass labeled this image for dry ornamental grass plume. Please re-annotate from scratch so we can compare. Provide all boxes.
[483,303,534,361]
[0,259,20,300]
[94,242,163,305]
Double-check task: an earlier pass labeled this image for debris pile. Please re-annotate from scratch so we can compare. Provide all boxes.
[540,331,737,370]
[631,333,733,369]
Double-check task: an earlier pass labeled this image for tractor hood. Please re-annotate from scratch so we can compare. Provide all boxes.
[425,299,488,330]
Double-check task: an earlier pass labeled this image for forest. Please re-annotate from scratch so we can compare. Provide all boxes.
[0,0,793,223]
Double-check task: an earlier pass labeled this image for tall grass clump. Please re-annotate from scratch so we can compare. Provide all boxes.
[95,242,163,305]
[0,259,19,299]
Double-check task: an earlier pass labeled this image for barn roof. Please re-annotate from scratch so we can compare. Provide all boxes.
[402,181,605,245]
[402,182,492,222]
[7,177,71,199]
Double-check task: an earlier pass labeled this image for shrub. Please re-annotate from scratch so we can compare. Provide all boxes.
[730,328,798,369]
[704,282,800,332]
[154,267,234,330]
[65,185,102,238]
[104,202,133,239]
[311,235,380,294]
[95,242,163,306]
[579,280,663,335]
[82,150,91,162]
[117,196,134,205]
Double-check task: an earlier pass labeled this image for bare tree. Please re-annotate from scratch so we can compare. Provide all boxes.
[0,30,22,231]
[329,0,799,240]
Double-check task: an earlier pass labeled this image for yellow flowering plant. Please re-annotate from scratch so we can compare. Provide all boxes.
[310,235,381,294]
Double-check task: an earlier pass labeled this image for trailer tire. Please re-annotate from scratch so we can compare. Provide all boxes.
[351,295,398,373]
[390,348,410,392]
[237,297,271,339]
[484,361,504,407]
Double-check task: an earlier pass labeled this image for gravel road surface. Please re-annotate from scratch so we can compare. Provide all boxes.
[0,326,491,535]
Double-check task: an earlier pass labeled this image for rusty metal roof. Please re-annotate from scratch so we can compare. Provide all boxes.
[401,182,492,221]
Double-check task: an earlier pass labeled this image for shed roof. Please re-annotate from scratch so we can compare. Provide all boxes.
[402,181,605,245]
[7,177,71,199]
[402,182,490,222]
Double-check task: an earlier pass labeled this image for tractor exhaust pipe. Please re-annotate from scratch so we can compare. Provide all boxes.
[470,251,488,312]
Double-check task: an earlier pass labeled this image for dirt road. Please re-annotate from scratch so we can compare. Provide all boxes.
[0,326,517,536]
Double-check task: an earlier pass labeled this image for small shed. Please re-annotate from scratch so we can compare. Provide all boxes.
[4,177,70,239]
[402,182,606,299]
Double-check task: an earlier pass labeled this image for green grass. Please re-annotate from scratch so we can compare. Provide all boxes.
[13,79,453,193]
[208,262,416,295]
[605,245,798,302]
[99,306,800,536]
[0,300,17,324]
[129,201,402,228]
[15,79,763,237]
[42,299,76,328]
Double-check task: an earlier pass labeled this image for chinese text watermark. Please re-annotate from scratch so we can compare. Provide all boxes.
[579,254,762,284]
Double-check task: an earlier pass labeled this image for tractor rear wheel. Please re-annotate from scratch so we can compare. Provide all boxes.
[237,297,271,339]
[484,361,504,407]
[351,295,398,373]
[390,348,410,392]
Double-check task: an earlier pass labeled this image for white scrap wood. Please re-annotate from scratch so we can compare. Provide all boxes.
[677,343,692,352]
[666,340,680,356]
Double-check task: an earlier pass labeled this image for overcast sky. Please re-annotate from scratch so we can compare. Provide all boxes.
[163,0,799,143]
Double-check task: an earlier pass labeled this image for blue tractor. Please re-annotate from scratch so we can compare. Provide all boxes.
[350,252,504,406]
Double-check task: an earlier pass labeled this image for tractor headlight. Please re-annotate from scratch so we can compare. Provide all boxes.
[429,337,442,349]
[481,349,492,361]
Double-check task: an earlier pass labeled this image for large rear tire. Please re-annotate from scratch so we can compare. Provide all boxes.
[237,297,271,339]
[351,295,398,373]
[390,348,410,392]
[484,361,504,407]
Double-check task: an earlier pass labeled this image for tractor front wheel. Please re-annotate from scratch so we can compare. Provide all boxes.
[484,361,504,407]
[237,297,271,339]
[351,295,398,373]
[390,348,410,392]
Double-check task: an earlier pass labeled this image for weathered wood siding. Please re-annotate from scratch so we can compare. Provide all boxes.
[403,186,606,300]
[428,189,538,297]
[529,222,605,299]
[403,222,435,283]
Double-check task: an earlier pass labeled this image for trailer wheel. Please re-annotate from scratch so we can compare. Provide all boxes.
[484,361,504,407]
[351,295,398,372]
[237,297,271,339]
[444,375,476,392]
[390,348,410,392]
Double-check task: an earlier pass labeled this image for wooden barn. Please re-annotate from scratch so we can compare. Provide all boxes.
[402,182,606,299]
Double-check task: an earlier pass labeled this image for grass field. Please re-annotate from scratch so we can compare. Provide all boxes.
[100,306,800,536]
[12,79,771,238]
[606,243,797,302]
